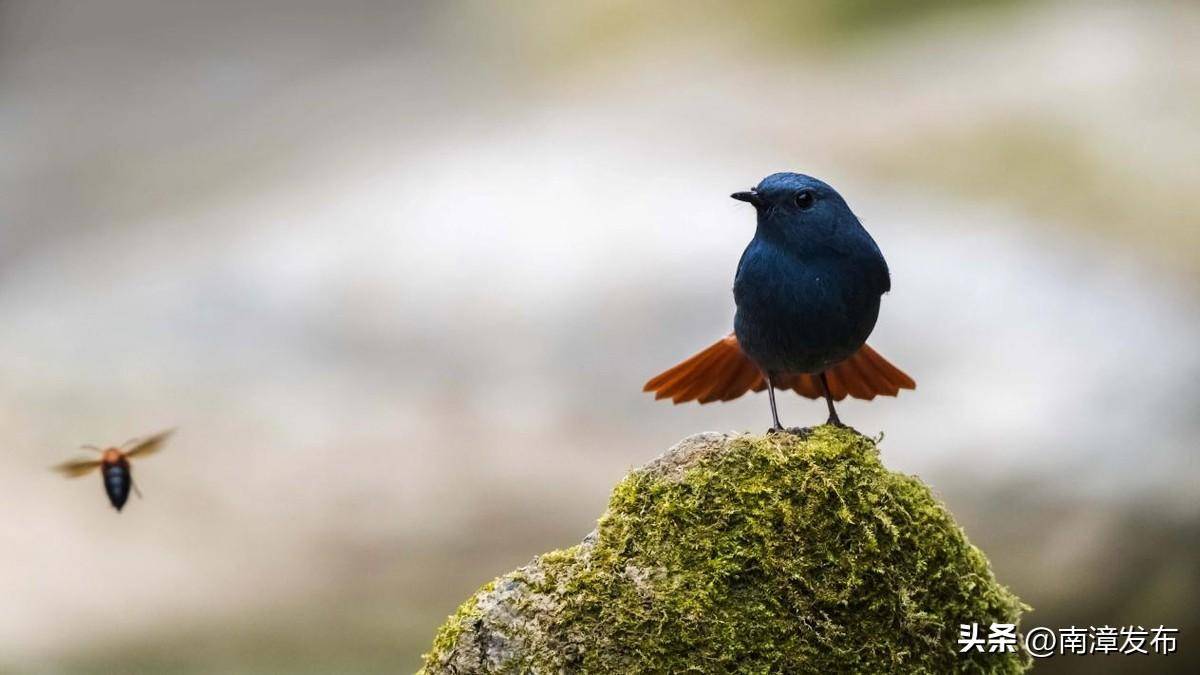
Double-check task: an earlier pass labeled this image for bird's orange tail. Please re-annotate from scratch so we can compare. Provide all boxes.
[643,334,915,404]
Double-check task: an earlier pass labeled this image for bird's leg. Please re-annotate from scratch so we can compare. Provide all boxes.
[765,373,784,432]
[818,372,844,427]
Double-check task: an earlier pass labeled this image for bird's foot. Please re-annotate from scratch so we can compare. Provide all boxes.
[767,426,814,438]
[822,419,871,439]
[825,415,846,429]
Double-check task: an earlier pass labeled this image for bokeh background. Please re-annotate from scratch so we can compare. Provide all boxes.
[1,1,1197,672]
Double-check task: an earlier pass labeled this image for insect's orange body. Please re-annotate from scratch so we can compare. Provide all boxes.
[54,430,173,512]
[101,448,125,465]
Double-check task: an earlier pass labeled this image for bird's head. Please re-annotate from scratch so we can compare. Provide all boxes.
[731,172,868,255]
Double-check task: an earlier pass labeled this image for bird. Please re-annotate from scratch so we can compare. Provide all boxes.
[644,173,914,430]
[53,429,174,511]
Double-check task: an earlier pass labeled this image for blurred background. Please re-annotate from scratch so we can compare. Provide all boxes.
[1,0,1196,672]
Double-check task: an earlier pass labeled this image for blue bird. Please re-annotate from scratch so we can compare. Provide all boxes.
[644,173,914,430]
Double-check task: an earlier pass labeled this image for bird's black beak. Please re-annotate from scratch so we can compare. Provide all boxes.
[731,190,761,206]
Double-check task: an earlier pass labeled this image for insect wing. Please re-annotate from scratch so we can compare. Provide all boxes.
[124,429,174,459]
[53,458,103,478]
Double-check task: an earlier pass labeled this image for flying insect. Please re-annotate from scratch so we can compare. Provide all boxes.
[54,429,174,511]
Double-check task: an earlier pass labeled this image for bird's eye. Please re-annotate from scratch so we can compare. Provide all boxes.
[794,190,816,210]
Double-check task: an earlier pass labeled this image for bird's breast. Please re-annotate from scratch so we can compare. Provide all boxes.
[733,242,882,373]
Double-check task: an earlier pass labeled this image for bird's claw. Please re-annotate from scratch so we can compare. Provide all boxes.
[767,426,814,438]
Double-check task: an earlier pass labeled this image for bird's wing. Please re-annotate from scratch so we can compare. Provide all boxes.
[646,336,915,404]
[124,429,175,459]
[53,458,103,478]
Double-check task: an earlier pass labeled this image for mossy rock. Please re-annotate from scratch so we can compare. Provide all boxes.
[421,427,1028,674]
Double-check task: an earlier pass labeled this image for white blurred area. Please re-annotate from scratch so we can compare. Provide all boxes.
[1,1,1197,672]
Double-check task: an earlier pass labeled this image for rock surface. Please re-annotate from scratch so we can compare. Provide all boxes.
[420,427,1027,674]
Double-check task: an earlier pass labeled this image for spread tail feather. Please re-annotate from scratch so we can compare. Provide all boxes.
[644,334,765,403]
[644,334,915,404]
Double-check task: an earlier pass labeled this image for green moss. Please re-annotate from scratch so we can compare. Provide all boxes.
[421,427,1027,674]
[424,580,494,667]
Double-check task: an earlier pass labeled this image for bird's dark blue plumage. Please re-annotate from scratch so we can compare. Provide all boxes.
[732,173,889,375]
